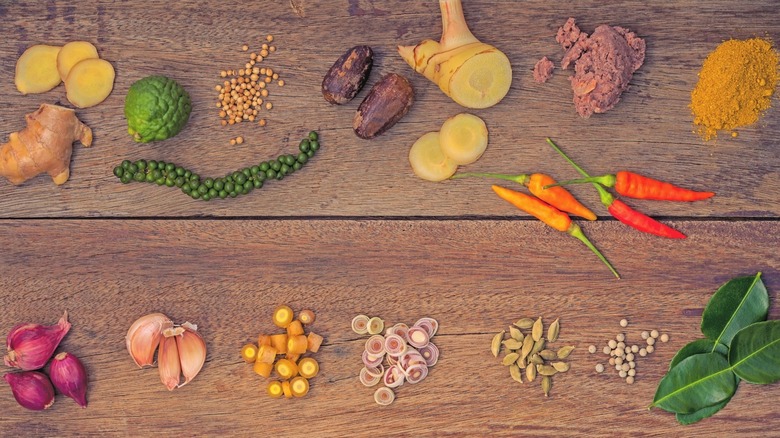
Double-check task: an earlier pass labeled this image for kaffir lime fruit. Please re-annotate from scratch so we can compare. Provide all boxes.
[124,75,191,142]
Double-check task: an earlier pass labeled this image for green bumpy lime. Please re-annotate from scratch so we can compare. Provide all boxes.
[124,75,192,143]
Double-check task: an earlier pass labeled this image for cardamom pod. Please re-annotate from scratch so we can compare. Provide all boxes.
[529,353,544,365]
[532,317,543,342]
[526,363,537,382]
[502,339,523,350]
[491,331,505,357]
[502,352,520,366]
[547,318,560,343]
[541,376,552,397]
[520,334,534,361]
[531,338,546,355]
[557,345,575,359]
[552,361,570,373]
[509,364,523,384]
[516,355,527,369]
[539,349,557,361]
[514,318,534,329]
[537,364,558,376]
[509,326,524,342]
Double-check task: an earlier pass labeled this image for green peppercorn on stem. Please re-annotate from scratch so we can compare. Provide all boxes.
[113,131,319,201]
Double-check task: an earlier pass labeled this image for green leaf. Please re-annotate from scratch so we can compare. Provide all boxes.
[701,273,768,348]
[651,352,738,414]
[675,396,731,425]
[669,339,728,370]
[729,320,780,384]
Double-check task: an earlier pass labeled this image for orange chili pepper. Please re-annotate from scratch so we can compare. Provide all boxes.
[546,171,715,202]
[452,172,597,220]
[492,185,619,278]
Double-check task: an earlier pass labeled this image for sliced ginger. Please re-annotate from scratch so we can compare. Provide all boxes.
[65,58,115,108]
[439,113,488,165]
[57,41,99,80]
[15,45,62,94]
[398,0,512,109]
[409,132,458,182]
[0,104,92,186]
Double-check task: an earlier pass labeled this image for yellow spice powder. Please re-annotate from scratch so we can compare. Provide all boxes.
[690,38,778,141]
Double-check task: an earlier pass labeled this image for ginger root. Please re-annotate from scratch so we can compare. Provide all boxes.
[0,104,92,186]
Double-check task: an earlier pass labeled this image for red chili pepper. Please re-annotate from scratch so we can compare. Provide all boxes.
[546,138,687,239]
[492,185,620,278]
[451,172,597,220]
[545,171,715,202]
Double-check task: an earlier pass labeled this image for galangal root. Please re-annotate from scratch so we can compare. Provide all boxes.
[0,104,92,186]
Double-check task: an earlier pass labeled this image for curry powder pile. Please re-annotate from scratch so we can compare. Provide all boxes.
[690,38,778,141]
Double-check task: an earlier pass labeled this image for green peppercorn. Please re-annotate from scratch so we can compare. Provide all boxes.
[202,193,211,201]
[165,178,175,187]
[184,170,192,179]
[133,172,145,182]
[191,191,200,199]
[183,185,192,194]
[136,160,147,170]
[176,167,185,177]
[120,174,131,184]
[165,163,175,172]
[299,139,310,152]
[306,150,315,158]
[190,173,200,182]
[219,190,228,199]
[224,182,235,193]
[151,169,162,180]
[214,181,224,191]
[114,167,124,178]
[157,161,166,169]
[260,162,270,172]
[276,172,284,180]
[232,171,241,180]
[293,162,302,171]
[234,183,244,193]
[208,188,218,198]
[280,164,291,175]
[253,179,262,188]
[146,173,154,182]
[229,191,238,198]
[189,181,200,190]
[148,160,158,170]
[242,168,251,177]
[198,185,208,195]
[175,177,185,187]
[266,169,277,179]
[297,152,308,164]
[235,174,247,185]
[271,160,281,171]
[121,160,132,169]
[155,178,166,186]
[310,140,320,151]
[204,178,214,189]
[257,172,266,182]
[309,131,318,141]
[250,166,259,175]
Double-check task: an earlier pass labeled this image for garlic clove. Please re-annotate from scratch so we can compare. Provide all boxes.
[158,329,182,391]
[49,352,88,408]
[4,371,55,411]
[176,322,206,387]
[126,313,173,368]
[4,311,71,371]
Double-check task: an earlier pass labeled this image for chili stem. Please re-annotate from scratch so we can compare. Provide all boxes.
[451,172,530,184]
[568,224,620,279]
[545,138,615,208]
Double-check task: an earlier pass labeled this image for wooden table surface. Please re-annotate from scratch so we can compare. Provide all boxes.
[0,1,778,436]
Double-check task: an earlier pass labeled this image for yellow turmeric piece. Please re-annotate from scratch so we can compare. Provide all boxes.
[691,38,778,141]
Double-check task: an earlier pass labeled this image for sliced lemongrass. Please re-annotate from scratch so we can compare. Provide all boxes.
[418,343,439,367]
[392,323,410,341]
[364,364,385,379]
[399,349,426,370]
[362,350,384,368]
[384,326,396,336]
[365,334,386,356]
[367,317,385,335]
[404,364,428,384]
[352,315,370,334]
[360,367,381,387]
[407,327,430,348]
[384,334,408,357]
[386,354,398,367]
[374,386,395,406]
[383,365,405,389]
[414,317,438,337]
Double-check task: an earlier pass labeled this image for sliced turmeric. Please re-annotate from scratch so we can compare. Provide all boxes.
[65,58,115,108]
[15,45,62,94]
[0,104,92,186]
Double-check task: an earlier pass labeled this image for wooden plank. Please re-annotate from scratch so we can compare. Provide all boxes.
[0,219,777,435]
[0,0,778,218]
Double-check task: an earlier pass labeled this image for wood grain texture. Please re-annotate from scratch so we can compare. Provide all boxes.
[0,0,778,218]
[0,219,778,436]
